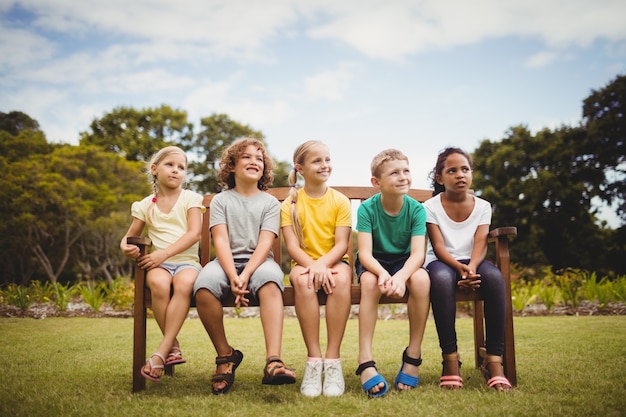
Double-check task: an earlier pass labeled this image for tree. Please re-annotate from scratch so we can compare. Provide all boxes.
[582,74,626,223]
[0,138,146,284]
[473,125,615,273]
[0,111,40,136]
[181,113,290,193]
[79,105,194,161]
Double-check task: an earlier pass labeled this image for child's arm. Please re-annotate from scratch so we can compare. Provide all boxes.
[357,231,392,290]
[282,225,315,267]
[386,235,426,298]
[211,223,243,287]
[468,224,489,274]
[239,229,275,288]
[120,218,146,259]
[139,207,203,270]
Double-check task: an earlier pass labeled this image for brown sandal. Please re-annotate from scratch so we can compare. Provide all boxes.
[261,356,296,385]
[211,347,244,395]
[440,352,463,389]
[479,348,512,391]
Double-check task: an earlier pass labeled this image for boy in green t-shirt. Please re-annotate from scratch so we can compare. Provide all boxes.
[355,149,430,398]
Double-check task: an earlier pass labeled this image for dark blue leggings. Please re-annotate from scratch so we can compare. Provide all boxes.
[426,259,506,356]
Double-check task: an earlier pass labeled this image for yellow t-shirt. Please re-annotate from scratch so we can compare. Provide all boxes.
[280,187,351,262]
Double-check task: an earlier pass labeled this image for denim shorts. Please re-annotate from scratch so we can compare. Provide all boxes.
[159,262,201,277]
[355,255,409,283]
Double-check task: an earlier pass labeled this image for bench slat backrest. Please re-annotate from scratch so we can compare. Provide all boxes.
[200,186,435,276]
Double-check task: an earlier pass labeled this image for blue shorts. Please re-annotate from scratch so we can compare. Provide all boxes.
[193,258,284,301]
[159,262,201,277]
[355,254,409,283]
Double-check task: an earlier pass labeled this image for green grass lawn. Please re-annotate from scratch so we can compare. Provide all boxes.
[1,315,624,417]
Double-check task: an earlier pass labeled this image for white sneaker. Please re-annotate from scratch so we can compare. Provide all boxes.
[301,360,323,397]
[323,359,345,397]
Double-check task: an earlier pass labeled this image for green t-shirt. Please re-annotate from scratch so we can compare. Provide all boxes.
[356,193,426,259]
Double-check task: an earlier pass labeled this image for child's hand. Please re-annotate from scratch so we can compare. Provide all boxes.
[231,278,250,307]
[322,268,338,295]
[121,242,140,259]
[457,264,481,291]
[137,250,167,270]
[384,276,407,299]
[377,271,393,293]
[302,262,327,292]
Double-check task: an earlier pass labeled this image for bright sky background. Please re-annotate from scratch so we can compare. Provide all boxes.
[2,0,625,222]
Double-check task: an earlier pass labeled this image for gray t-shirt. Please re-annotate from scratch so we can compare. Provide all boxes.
[209,189,280,260]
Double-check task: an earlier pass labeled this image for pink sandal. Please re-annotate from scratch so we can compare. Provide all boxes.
[479,349,512,391]
[166,347,186,366]
[141,352,165,382]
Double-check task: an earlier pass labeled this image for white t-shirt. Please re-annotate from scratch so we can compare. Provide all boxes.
[423,193,492,267]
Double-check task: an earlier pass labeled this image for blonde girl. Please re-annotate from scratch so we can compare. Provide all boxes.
[121,146,204,382]
[280,140,352,397]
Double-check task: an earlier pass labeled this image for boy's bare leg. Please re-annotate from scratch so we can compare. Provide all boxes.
[357,271,385,394]
[196,288,231,391]
[397,268,430,390]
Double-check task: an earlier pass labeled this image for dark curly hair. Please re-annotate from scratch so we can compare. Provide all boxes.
[429,147,473,196]
[217,137,275,191]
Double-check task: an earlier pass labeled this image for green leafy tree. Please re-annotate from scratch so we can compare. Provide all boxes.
[181,113,289,193]
[0,111,40,136]
[1,138,145,284]
[79,105,194,161]
[582,74,626,222]
[474,125,614,273]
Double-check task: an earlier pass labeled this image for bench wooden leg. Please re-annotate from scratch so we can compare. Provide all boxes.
[132,263,147,392]
[472,299,486,369]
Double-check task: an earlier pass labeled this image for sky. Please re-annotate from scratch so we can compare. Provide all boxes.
[1,0,625,224]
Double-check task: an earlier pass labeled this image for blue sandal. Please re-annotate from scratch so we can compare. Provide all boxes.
[356,361,389,398]
[394,347,422,389]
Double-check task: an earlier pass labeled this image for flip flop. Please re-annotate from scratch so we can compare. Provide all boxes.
[141,352,165,382]
[166,347,186,366]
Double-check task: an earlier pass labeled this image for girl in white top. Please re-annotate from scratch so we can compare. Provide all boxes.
[121,146,204,382]
[423,147,512,392]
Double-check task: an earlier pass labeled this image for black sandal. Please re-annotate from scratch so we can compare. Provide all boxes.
[261,356,296,385]
[211,347,244,395]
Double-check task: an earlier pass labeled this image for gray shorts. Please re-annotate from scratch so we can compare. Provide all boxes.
[193,258,284,301]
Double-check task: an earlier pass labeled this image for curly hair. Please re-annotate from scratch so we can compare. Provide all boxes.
[217,137,275,191]
[428,147,473,196]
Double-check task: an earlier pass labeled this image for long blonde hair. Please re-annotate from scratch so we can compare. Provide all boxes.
[146,146,187,225]
[288,140,328,248]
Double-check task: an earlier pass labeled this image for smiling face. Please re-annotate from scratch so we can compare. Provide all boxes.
[436,151,473,192]
[232,144,265,185]
[296,143,332,185]
[373,158,412,196]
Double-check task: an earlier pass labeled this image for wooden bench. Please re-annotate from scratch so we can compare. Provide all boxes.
[131,186,517,392]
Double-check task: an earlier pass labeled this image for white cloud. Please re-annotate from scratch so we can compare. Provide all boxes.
[525,50,559,68]
[304,62,359,100]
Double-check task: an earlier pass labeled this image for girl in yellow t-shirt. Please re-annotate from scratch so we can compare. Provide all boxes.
[280,140,352,397]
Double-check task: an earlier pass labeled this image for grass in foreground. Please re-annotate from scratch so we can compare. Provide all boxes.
[1,315,625,417]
